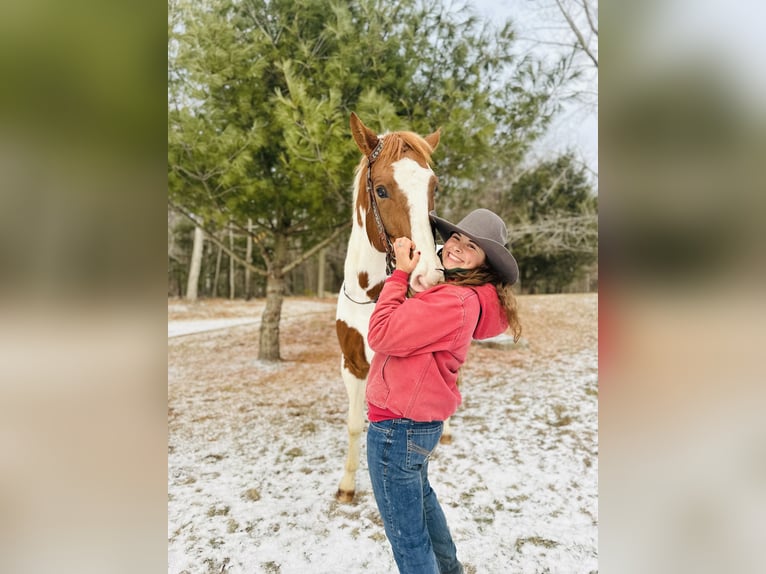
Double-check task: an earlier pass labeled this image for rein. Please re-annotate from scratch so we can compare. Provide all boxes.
[365,137,396,275]
[341,280,377,305]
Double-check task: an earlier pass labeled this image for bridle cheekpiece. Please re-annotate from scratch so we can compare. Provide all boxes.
[365,137,396,274]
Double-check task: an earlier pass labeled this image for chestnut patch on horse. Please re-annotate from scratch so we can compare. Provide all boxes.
[357,271,369,290]
[335,319,369,379]
[366,280,384,302]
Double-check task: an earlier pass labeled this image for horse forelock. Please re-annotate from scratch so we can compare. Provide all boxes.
[376,131,435,167]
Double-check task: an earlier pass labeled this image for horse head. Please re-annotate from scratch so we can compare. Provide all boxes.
[349,112,443,293]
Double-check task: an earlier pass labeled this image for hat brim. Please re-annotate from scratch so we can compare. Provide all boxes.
[430,211,519,285]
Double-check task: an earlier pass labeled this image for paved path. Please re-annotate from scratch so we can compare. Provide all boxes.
[168,298,337,338]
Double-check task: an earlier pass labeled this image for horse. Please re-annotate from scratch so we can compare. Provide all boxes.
[335,112,445,502]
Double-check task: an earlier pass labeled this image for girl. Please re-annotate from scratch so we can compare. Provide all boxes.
[366,208,521,574]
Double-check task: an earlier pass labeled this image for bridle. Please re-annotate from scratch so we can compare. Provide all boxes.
[365,137,396,275]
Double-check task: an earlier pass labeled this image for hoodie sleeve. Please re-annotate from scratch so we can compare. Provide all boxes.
[367,270,479,357]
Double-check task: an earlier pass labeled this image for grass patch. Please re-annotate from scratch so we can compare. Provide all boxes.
[206,504,230,517]
[369,531,387,543]
[285,446,303,459]
[261,561,281,573]
[301,421,318,434]
[515,536,559,552]
[549,404,574,427]
[242,488,261,502]
[202,453,225,463]
[203,557,229,574]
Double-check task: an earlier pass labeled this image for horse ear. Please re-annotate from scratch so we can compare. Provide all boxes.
[424,128,441,152]
[350,112,379,156]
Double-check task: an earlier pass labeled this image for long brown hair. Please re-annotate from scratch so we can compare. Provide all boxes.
[443,264,522,342]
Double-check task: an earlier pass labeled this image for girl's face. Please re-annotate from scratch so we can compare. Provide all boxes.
[442,232,486,271]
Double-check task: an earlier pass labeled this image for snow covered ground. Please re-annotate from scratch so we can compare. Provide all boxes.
[168,294,598,574]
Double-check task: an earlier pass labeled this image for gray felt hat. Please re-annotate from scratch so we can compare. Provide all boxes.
[430,208,519,285]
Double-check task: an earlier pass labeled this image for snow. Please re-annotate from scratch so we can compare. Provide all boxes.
[168,295,598,573]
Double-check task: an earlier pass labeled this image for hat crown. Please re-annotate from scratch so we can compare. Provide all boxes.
[457,208,508,246]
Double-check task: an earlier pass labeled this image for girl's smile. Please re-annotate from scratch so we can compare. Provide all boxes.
[442,232,486,271]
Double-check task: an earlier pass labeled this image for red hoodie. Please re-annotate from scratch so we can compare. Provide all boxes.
[366,269,509,422]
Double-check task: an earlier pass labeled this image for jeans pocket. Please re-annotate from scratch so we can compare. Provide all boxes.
[406,423,442,469]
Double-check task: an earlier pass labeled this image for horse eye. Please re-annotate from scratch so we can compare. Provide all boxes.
[375,186,388,198]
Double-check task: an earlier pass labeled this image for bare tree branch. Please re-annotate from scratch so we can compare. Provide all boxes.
[169,199,352,278]
[168,199,270,276]
[509,213,598,254]
[582,0,598,36]
[554,0,598,68]
[281,222,351,275]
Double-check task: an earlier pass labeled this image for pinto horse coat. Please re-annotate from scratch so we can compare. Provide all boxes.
[335,113,443,502]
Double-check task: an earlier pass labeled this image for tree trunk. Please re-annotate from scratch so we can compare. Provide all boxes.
[258,272,285,361]
[185,226,204,301]
[228,225,235,299]
[317,247,326,297]
[212,244,222,298]
[258,233,288,361]
[245,218,253,300]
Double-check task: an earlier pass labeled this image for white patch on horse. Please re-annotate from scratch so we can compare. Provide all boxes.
[392,157,442,292]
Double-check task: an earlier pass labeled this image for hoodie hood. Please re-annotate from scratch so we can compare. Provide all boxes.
[470,283,509,340]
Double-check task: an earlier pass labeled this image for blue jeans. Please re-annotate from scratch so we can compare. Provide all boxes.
[367,418,463,574]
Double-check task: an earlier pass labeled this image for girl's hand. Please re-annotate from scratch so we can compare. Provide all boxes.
[393,236,420,274]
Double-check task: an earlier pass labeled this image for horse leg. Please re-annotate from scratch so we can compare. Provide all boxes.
[336,368,367,502]
[440,370,461,444]
[440,416,453,444]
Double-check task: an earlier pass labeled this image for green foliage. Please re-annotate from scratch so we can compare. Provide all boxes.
[506,153,598,292]
[168,0,573,278]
